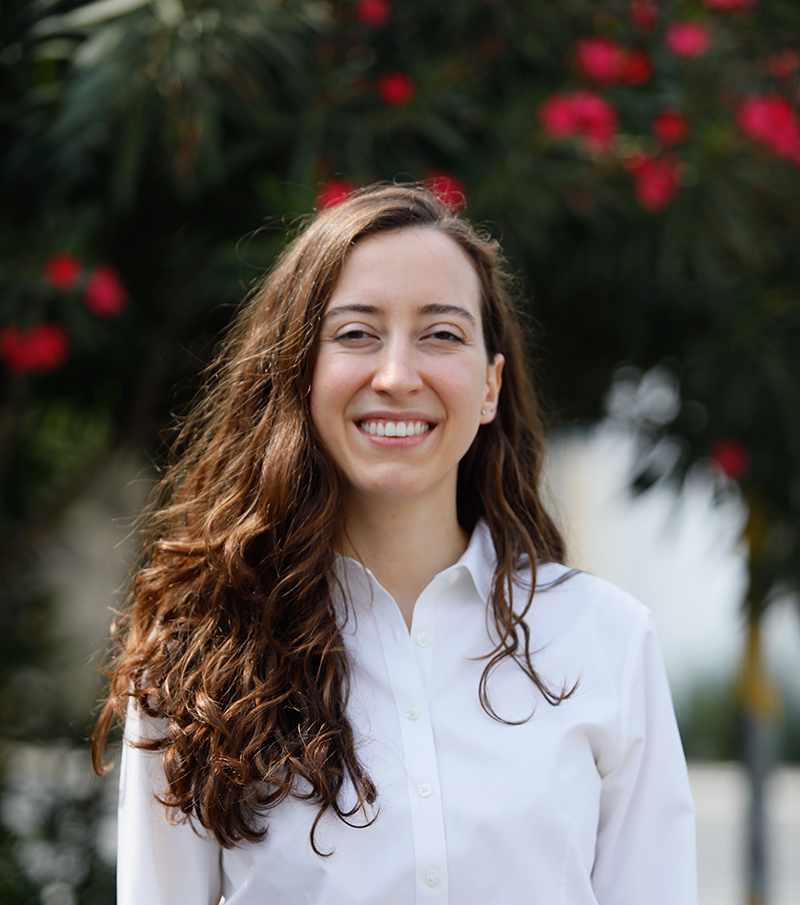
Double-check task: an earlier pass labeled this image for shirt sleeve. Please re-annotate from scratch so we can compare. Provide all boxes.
[117,701,223,905]
[591,614,698,905]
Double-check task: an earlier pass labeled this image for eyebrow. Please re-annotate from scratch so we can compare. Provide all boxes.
[323,302,477,325]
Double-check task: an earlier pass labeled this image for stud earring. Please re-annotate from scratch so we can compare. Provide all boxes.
[481,409,486,415]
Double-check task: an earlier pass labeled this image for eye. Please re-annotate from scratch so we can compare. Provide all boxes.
[425,329,465,344]
[335,327,378,344]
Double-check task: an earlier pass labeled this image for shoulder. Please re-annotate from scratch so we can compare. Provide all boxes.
[518,563,654,672]
[534,563,649,625]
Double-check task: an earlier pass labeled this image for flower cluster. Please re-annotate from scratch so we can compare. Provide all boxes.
[0,254,129,376]
[653,111,690,146]
[539,91,619,152]
[574,38,654,86]
[316,177,356,209]
[0,324,70,376]
[664,22,712,59]
[42,254,129,318]
[737,95,800,162]
[626,154,682,210]
[537,0,799,213]
[709,439,751,481]
[630,0,658,31]
[355,0,391,27]
[424,172,466,211]
[377,71,415,106]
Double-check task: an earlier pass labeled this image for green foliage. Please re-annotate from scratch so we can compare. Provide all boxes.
[0,743,116,904]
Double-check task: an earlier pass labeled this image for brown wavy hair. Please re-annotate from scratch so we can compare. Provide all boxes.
[92,183,569,853]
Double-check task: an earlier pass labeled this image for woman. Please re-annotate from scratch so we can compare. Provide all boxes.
[93,184,697,904]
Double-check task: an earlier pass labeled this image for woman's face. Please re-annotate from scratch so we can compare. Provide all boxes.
[310,228,503,514]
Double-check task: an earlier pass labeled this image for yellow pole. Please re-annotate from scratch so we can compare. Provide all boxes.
[739,612,780,905]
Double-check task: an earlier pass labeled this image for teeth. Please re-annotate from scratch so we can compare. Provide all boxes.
[361,420,430,437]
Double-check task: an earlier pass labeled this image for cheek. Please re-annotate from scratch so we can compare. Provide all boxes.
[436,358,489,404]
[309,354,358,434]
[308,361,331,439]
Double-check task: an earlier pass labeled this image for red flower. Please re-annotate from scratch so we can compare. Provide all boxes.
[653,110,690,145]
[0,323,70,375]
[539,94,580,137]
[627,153,681,210]
[630,0,658,31]
[424,172,466,211]
[736,95,800,159]
[620,49,655,86]
[355,0,391,27]
[317,177,355,209]
[574,37,626,85]
[709,439,750,481]
[540,91,619,152]
[665,22,712,58]
[702,0,757,9]
[44,253,82,291]
[83,264,128,318]
[377,71,415,106]
[765,50,800,80]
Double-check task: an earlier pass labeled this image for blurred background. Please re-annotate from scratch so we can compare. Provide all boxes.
[1,0,799,903]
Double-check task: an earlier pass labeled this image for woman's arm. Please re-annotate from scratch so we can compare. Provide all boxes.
[117,702,224,905]
[592,616,698,905]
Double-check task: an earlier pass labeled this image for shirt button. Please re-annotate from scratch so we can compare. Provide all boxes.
[418,782,433,798]
[448,570,460,584]
[424,871,440,888]
[406,705,421,721]
[415,632,430,648]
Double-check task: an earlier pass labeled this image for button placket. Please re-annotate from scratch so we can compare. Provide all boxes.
[370,591,448,903]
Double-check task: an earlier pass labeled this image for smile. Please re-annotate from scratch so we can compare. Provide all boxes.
[359,420,432,437]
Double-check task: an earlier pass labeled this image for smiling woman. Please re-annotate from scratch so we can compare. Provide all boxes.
[93,184,697,905]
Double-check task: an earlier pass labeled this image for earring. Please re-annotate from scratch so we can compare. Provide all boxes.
[481,409,486,416]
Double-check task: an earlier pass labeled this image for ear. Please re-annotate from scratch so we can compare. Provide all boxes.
[480,353,504,424]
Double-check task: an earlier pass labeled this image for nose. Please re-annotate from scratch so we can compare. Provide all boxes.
[371,339,423,397]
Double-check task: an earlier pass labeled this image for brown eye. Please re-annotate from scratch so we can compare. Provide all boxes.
[336,329,375,342]
[427,330,464,343]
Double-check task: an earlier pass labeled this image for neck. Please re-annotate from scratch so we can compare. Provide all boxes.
[340,497,469,629]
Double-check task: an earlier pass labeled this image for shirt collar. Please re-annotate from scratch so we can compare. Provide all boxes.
[333,519,497,608]
[452,519,496,603]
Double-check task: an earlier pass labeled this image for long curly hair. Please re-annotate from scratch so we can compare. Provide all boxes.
[92,183,568,853]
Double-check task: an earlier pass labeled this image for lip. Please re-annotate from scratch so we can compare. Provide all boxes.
[354,410,436,423]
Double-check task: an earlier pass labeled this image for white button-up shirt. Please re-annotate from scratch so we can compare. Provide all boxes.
[118,522,697,904]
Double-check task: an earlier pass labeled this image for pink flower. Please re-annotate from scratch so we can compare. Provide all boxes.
[539,91,619,152]
[709,439,750,481]
[702,0,757,9]
[574,37,627,85]
[0,323,70,375]
[355,0,391,27]
[539,94,581,137]
[317,177,355,209]
[665,22,712,58]
[424,172,466,211]
[736,95,800,158]
[620,49,655,86]
[653,110,690,145]
[627,153,681,210]
[630,0,658,31]
[83,264,129,318]
[377,71,415,106]
[44,253,82,291]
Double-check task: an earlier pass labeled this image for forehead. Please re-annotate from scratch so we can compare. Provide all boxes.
[326,228,482,317]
